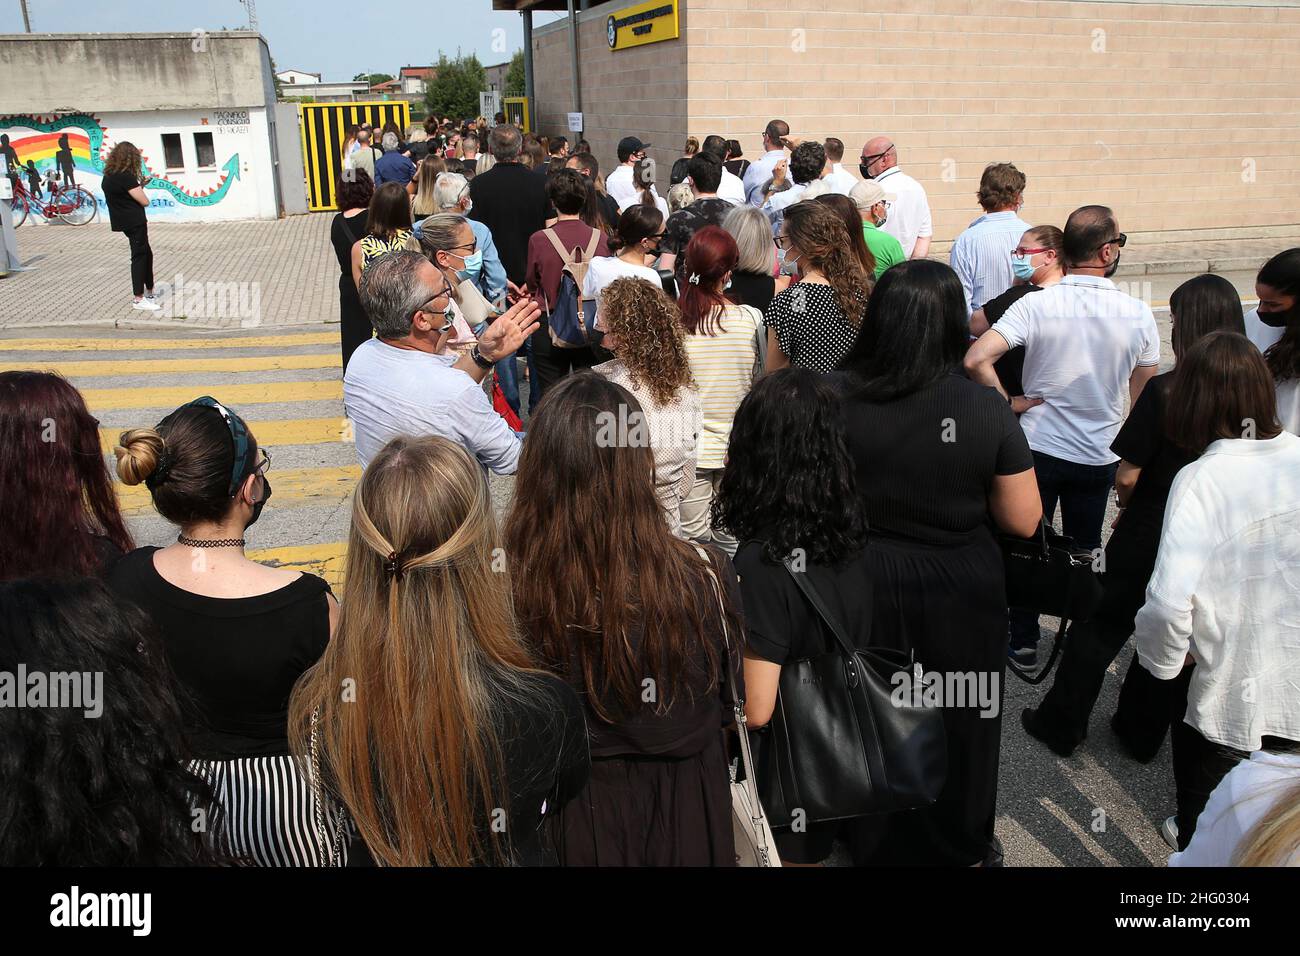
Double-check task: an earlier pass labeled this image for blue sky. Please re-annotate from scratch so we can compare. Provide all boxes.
[1,0,574,79]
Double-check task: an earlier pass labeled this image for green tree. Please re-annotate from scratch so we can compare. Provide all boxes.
[424,53,487,120]
[353,72,394,86]
[505,50,525,96]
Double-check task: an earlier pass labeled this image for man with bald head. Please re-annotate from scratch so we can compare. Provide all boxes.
[859,136,933,259]
[743,119,792,206]
[965,204,1160,666]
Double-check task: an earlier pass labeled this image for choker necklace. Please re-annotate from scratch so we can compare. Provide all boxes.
[178,534,246,549]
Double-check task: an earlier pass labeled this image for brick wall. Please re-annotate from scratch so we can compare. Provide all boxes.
[530,0,1300,245]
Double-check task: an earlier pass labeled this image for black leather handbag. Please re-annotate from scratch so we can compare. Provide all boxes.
[999,519,1105,683]
[757,560,948,827]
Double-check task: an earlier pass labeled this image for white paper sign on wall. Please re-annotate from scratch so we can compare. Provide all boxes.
[567,112,584,133]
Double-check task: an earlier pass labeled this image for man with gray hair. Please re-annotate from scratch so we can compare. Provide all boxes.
[374,131,416,187]
[468,124,548,299]
[343,249,541,472]
[350,128,380,181]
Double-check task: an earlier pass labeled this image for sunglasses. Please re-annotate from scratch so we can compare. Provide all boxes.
[1097,233,1127,250]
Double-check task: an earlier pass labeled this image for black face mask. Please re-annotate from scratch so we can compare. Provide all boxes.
[859,163,874,180]
[1258,304,1298,328]
[246,478,272,529]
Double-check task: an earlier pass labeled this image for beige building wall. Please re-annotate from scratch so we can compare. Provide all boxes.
[530,0,1300,246]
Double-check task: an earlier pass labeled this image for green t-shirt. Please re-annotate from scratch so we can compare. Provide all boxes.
[862,222,906,279]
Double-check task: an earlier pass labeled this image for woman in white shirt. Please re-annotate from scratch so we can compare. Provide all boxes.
[674,225,761,554]
[593,277,701,537]
[582,205,664,335]
[1253,248,1300,433]
[1171,749,1300,866]
[1133,331,1300,852]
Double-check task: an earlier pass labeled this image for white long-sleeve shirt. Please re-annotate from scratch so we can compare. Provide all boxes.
[1134,430,1300,752]
[1170,751,1300,866]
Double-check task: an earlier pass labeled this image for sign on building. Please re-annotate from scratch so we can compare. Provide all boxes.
[607,0,679,51]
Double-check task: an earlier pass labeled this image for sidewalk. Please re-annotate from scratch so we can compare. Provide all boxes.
[2,213,1297,330]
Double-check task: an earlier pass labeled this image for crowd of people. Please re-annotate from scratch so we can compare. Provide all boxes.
[4,114,1300,869]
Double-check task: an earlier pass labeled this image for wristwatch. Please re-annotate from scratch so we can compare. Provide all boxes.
[469,345,494,370]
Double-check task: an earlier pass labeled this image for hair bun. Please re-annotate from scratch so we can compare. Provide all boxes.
[113,428,165,486]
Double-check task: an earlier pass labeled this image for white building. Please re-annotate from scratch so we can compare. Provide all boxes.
[0,31,306,222]
[275,68,321,86]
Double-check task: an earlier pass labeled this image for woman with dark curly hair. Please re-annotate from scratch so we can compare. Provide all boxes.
[593,277,702,535]
[712,367,870,864]
[331,168,375,371]
[836,259,1041,867]
[0,577,224,865]
[101,141,158,311]
[766,200,871,373]
[0,371,133,580]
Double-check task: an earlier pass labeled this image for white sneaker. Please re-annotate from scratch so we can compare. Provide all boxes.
[1160,815,1179,851]
[133,298,161,311]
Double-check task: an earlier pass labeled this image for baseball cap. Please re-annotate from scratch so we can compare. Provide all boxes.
[617,136,651,162]
[849,179,897,210]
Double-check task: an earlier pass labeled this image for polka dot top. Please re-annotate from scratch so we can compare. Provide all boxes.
[765,282,865,373]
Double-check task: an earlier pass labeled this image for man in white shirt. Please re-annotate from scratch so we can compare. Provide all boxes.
[965,205,1160,664]
[605,135,650,210]
[743,119,791,206]
[820,138,857,195]
[860,136,932,258]
[344,250,541,473]
[949,163,1032,315]
[700,134,744,205]
[762,141,825,237]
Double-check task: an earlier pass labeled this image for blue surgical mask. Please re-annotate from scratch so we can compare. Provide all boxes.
[458,250,483,278]
[1011,253,1037,282]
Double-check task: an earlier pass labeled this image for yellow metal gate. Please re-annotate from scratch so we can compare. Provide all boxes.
[299,100,412,212]
[503,96,530,134]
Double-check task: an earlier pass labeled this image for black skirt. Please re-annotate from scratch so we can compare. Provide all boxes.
[855,529,1008,866]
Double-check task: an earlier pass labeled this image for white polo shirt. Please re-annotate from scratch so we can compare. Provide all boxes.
[605,163,639,210]
[822,163,857,196]
[873,166,932,257]
[993,274,1160,465]
[717,167,745,205]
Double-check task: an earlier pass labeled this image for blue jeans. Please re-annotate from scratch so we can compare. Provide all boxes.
[496,353,522,417]
[1009,450,1118,650]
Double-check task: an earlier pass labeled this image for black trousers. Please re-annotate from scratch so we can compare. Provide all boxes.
[528,326,599,403]
[123,223,154,296]
[338,280,371,372]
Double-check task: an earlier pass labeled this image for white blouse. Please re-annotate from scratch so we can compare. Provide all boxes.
[1134,430,1300,752]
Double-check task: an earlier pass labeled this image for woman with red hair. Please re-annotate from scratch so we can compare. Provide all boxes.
[0,371,134,579]
[675,226,762,554]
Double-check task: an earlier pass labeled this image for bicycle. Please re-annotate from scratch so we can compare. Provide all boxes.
[4,175,98,227]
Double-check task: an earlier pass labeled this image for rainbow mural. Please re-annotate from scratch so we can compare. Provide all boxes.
[0,113,241,214]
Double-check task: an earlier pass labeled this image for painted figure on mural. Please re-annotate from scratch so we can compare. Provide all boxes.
[0,133,18,189]
[56,133,76,186]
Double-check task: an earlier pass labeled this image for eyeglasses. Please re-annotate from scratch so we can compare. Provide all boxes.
[1012,247,1050,257]
[254,448,272,477]
[417,280,457,332]
[1097,233,1127,250]
[447,239,478,255]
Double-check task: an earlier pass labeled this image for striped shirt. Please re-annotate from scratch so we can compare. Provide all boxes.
[683,303,761,469]
[948,210,1031,315]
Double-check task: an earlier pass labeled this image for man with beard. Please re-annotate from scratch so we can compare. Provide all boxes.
[964,205,1160,666]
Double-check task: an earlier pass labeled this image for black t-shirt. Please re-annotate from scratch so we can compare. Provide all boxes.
[106,547,332,759]
[835,371,1035,545]
[670,157,691,185]
[729,270,776,314]
[469,162,550,284]
[102,171,147,232]
[346,672,591,867]
[663,198,734,258]
[734,542,874,665]
[1110,371,1192,520]
[330,210,367,281]
[980,283,1041,397]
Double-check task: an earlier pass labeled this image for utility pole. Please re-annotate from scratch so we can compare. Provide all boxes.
[240,0,259,32]
[20,0,32,32]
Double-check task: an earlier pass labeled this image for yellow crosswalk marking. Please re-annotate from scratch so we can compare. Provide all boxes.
[0,333,339,352]
[118,465,360,516]
[248,541,349,591]
[82,380,341,411]
[100,417,353,453]
[4,354,341,378]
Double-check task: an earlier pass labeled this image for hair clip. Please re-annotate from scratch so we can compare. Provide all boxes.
[688,273,701,285]
[145,449,173,490]
[384,551,405,581]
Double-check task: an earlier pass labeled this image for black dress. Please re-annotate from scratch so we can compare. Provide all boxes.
[835,372,1034,865]
[331,210,371,371]
[734,540,875,864]
[547,562,741,866]
[729,271,777,314]
[1033,372,1195,757]
[106,547,336,866]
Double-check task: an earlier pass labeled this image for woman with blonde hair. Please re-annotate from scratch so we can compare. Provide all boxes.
[670,135,700,184]
[766,200,871,372]
[289,435,588,866]
[723,203,791,313]
[593,277,702,535]
[408,154,447,213]
[101,141,158,310]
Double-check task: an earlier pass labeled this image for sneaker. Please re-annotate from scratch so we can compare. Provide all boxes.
[1160,815,1179,851]
[1008,643,1038,668]
[132,298,161,311]
[1021,707,1080,758]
